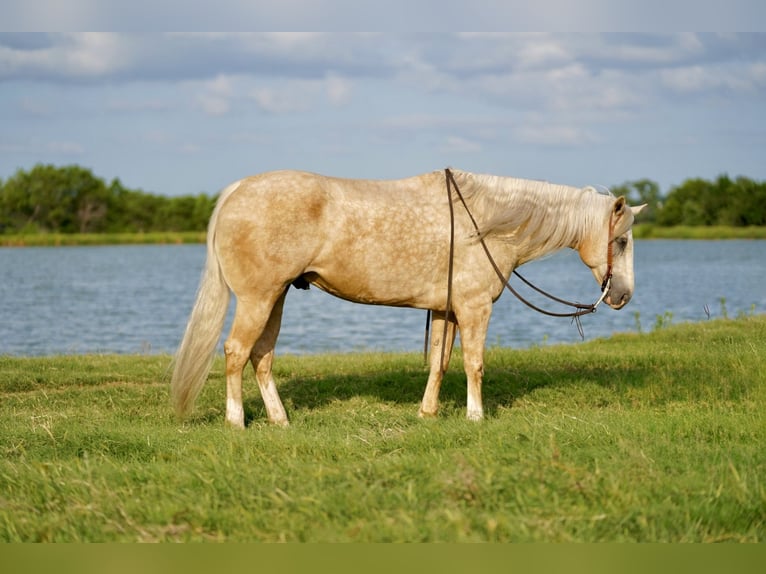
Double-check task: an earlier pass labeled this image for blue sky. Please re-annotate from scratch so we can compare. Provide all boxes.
[2,32,765,196]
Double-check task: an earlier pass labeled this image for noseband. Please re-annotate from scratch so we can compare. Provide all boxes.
[426,169,617,363]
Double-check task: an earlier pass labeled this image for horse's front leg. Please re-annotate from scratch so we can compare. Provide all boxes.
[454,302,492,421]
[419,310,457,418]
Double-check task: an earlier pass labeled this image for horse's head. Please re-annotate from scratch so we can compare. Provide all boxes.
[579,196,645,310]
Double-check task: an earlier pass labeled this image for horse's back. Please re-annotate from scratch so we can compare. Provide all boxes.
[225,169,438,204]
[215,169,442,239]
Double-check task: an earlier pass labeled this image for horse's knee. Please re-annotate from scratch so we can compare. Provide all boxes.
[224,339,251,372]
[463,356,484,378]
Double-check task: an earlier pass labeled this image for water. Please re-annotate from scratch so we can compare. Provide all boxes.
[0,241,764,356]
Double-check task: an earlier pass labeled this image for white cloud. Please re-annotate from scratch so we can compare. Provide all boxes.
[513,123,598,147]
[180,71,354,118]
[661,65,716,93]
[60,33,129,76]
[250,82,314,115]
[592,33,706,67]
[249,74,354,115]
[0,33,385,84]
[0,33,136,81]
[660,62,766,94]
[197,94,230,116]
[2,33,758,115]
[325,73,352,106]
[751,62,766,86]
[439,135,482,154]
[195,74,237,116]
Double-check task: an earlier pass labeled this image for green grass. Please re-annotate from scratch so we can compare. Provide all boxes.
[0,231,206,247]
[1,317,764,542]
[632,224,766,239]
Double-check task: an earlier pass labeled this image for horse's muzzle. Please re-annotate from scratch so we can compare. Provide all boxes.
[606,290,631,310]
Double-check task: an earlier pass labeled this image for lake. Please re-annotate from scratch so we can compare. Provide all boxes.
[0,240,764,356]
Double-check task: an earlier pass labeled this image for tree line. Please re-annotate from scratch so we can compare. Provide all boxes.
[1,164,765,234]
[612,175,766,226]
[0,164,215,234]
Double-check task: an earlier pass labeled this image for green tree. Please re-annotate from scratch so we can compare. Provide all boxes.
[657,178,713,226]
[717,176,766,226]
[0,164,111,233]
[70,167,110,233]
[658,174,766,227]
[108,186,165,233]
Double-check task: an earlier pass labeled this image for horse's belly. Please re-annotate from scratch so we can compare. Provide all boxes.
[301,269,434,309]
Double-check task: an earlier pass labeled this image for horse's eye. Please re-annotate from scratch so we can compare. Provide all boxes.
[615,236,629,250]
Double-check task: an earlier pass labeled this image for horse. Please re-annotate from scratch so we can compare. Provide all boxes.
[171,168,644,428]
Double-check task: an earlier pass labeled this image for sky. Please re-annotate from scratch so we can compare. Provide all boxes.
[2,31,766,197]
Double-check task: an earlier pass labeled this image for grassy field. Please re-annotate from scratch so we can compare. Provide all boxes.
[1,316,764,542]
[2,226,765,246]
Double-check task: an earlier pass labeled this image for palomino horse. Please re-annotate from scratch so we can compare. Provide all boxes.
[171,169,644,428]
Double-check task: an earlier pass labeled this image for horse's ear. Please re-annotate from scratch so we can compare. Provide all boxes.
[613,196,627,216]
[612,196,636,236]
[631,204,647,216]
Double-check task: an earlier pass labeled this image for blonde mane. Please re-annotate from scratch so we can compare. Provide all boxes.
[450,169,612,258]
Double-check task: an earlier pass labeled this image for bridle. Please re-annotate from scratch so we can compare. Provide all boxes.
[426,168,617,365]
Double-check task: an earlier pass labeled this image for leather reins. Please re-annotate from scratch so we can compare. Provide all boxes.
[425,168,616,364]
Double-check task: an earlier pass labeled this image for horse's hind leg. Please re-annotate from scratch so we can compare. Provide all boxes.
[418,311,457,418]
[249,289,288,426]
[224,294,283,429]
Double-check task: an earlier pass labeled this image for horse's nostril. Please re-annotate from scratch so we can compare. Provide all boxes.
[615,292,631,308]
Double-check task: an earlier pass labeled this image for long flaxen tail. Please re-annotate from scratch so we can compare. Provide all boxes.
[170,180,241,418]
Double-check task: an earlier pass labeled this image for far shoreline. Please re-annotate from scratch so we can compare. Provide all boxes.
[2,225,766,247]
[0,231,206,247]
